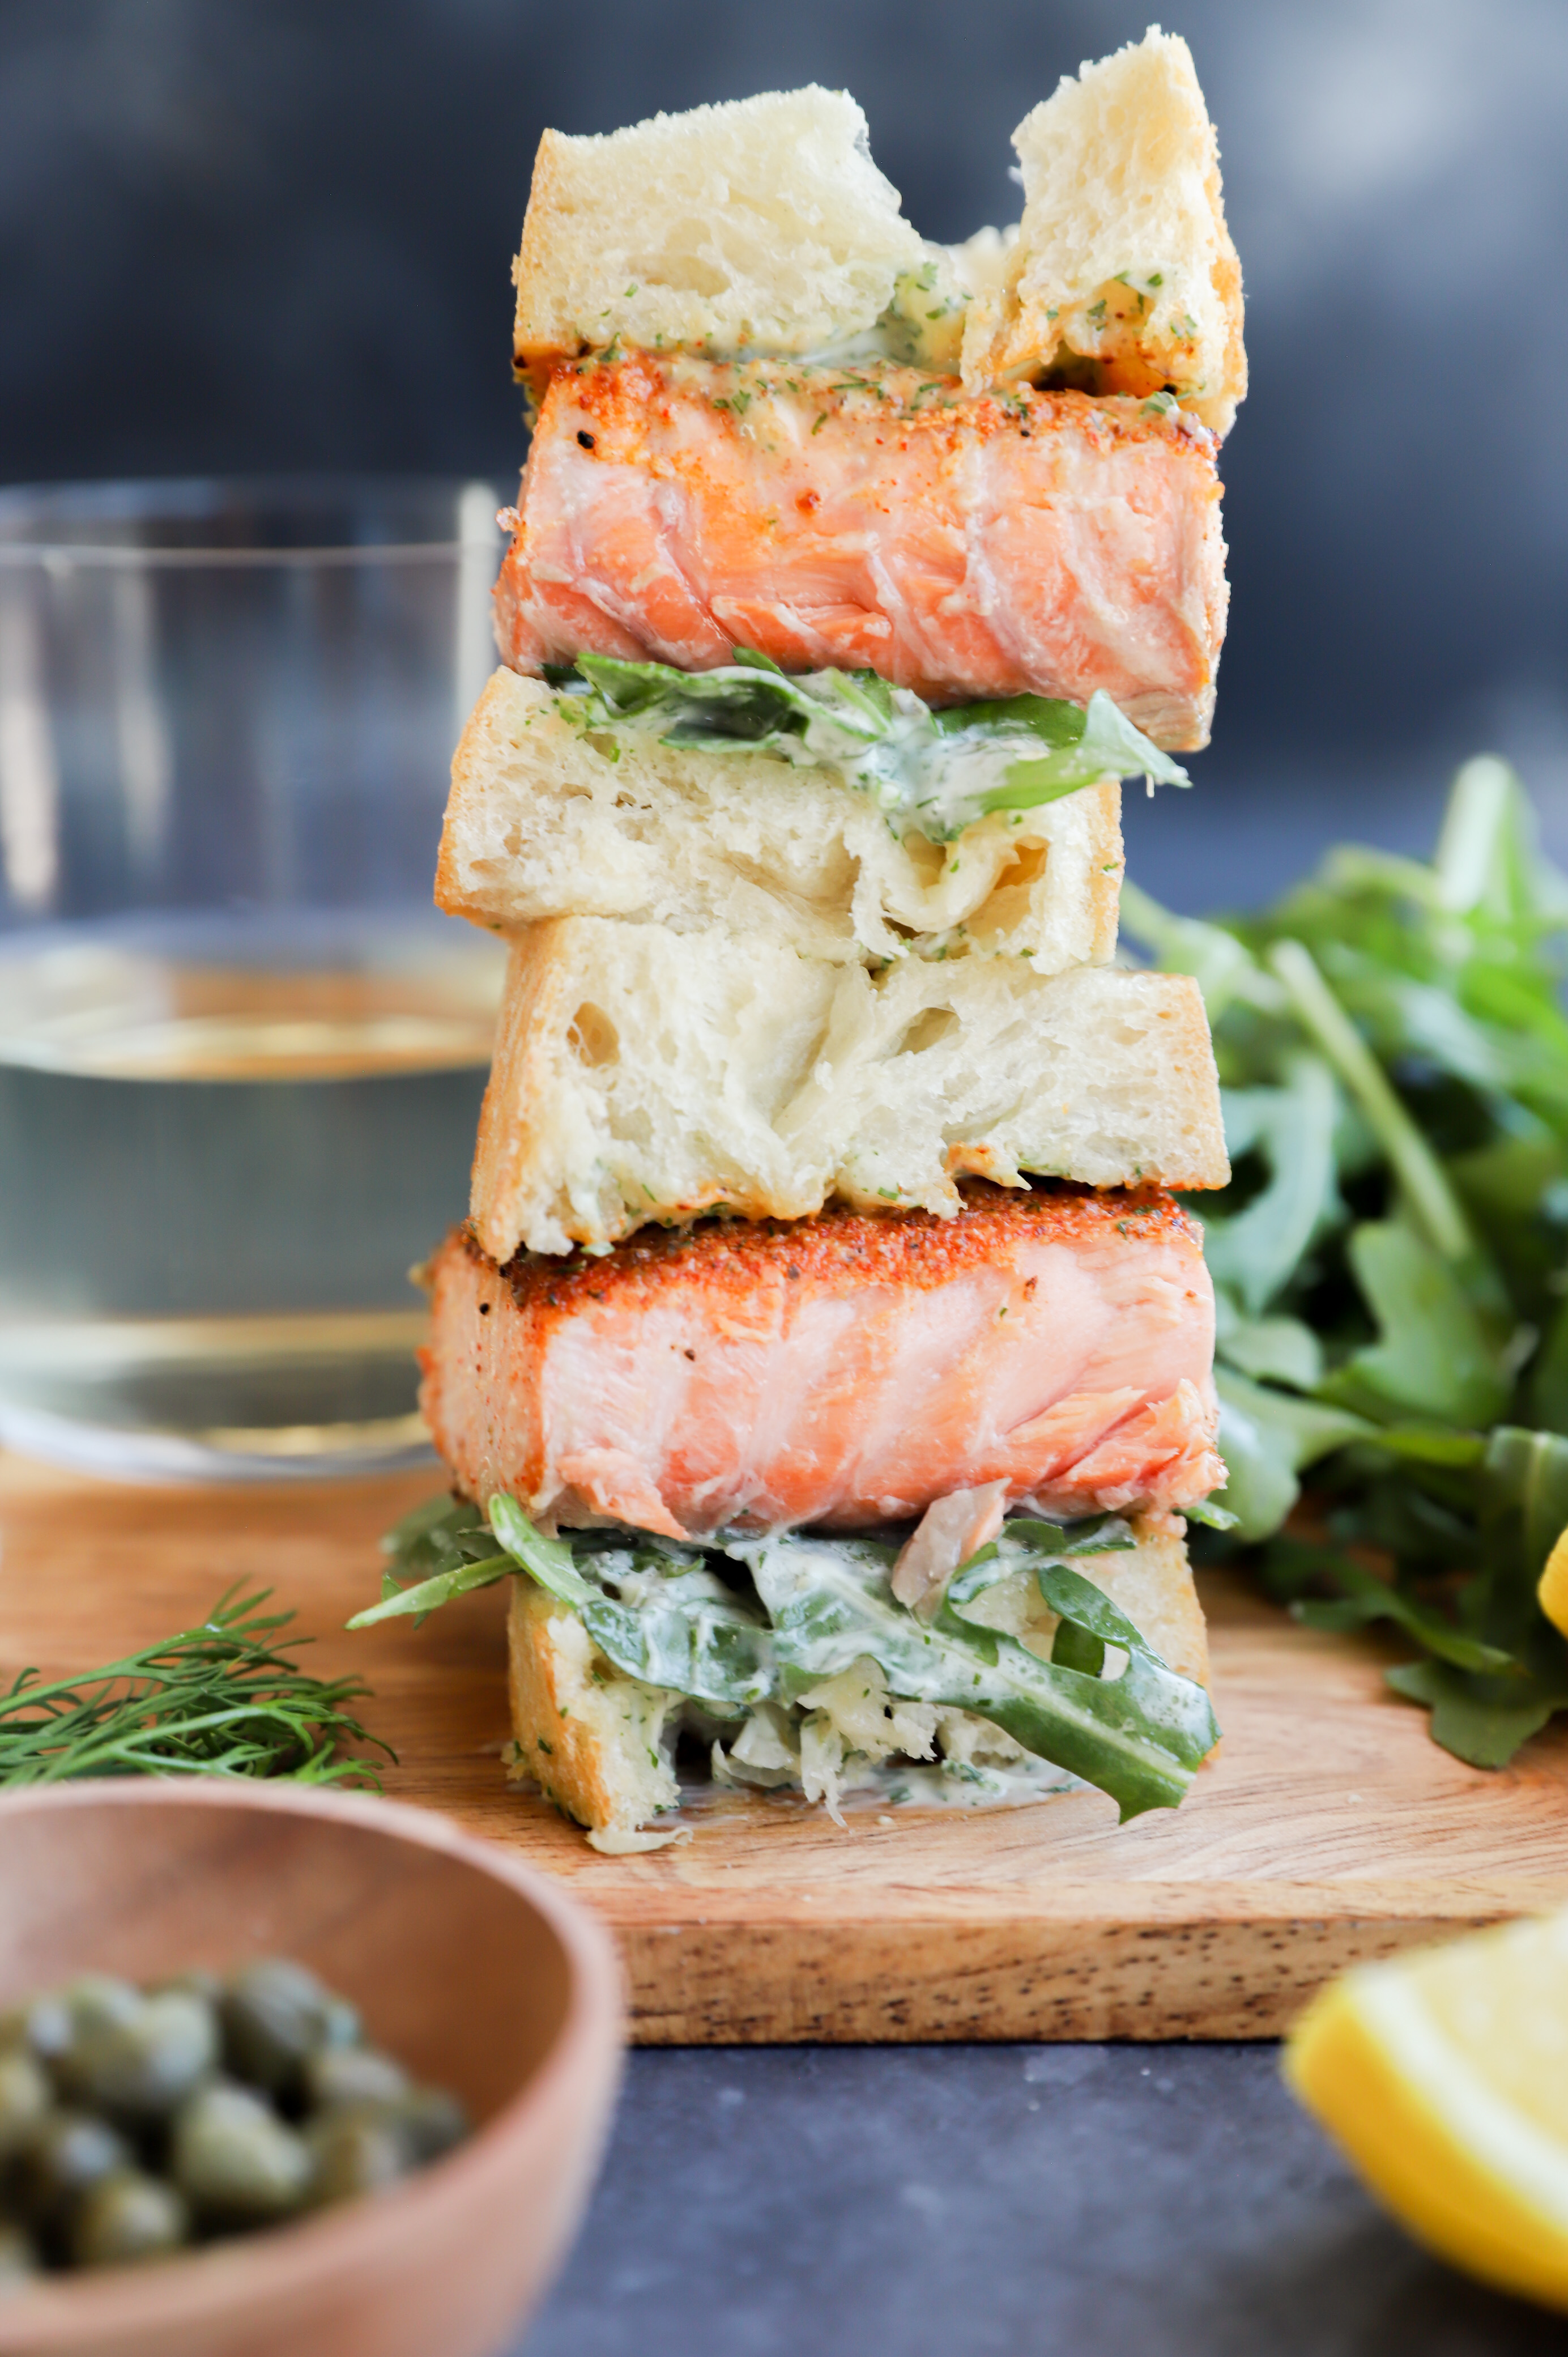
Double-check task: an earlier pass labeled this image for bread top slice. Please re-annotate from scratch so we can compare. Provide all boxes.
[437,670,1122,969]
[512,87,926,376]
[961,29,1246,436]
[510,32,1243,434]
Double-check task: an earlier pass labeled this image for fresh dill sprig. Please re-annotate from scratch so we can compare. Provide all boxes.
[0,1589,392,1788]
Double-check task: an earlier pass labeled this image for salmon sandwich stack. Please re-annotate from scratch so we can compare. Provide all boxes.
[387,28,1246,1849]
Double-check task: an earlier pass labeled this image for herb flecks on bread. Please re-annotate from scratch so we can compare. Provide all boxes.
[962,29,1245,435]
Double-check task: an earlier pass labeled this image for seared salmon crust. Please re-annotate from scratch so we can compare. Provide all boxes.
[495,354,1228,749]
[420,1182,1223,1538]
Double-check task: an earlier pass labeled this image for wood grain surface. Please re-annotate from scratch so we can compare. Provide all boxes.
[5,1452,1568,2045]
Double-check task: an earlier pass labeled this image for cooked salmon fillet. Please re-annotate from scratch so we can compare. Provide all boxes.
[493,354,1228,750]
[420,1183,1222,1537]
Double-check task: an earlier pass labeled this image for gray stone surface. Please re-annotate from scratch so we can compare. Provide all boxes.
[517,2042,1556,2356]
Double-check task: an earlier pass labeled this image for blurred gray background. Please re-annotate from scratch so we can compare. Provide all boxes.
[3,0,1565,911]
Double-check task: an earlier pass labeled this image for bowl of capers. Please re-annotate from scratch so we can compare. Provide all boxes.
[0,1780,623,2357]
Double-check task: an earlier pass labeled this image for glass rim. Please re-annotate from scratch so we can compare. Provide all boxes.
[0,471,504,567]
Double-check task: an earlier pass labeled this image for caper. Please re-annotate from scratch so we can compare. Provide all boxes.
[54,1989,217,2122]
[0,2223,39,2293]
[153,1969,223,2006]
[11,2109,131,2227]
[0,1993,70,2067]
[170,2083,312,2221]
[301,2044,409,2115]
[59,1975,141,2041]
[70,2169,189,2269]
[390,2086,468,2166]
[0,2049,52,2159]
[220,1961,359,2095]
[304,2108,411,2207]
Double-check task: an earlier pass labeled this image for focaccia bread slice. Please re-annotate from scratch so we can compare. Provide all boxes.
[961,29,1246,435]
[438,669,1122,969]
[505,1512,1208,1848]
[512,87,925,379]
[508,33,1243,433]
[470,917,1228,1258]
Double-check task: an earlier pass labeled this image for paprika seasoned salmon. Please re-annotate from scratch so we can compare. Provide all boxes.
[420,1184,1222,1538]
[493,354,1229,750]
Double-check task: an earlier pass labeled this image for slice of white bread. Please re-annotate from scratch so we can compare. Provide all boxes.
[512,87,925,377]
[509,33,1243,432]
[506,1509,1207,1845]
[438,670,1122,968]
[470,918,1228,1259]
[961,29,1246,435]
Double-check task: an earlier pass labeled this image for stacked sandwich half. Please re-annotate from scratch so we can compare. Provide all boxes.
[414,29,1245,1849]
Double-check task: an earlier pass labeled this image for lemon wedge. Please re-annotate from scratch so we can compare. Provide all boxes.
[1538,1527,1568,1638]
[1286,1914,1568,2307]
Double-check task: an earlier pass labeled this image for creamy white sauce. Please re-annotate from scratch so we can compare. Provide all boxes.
[678,1751,1081,1815]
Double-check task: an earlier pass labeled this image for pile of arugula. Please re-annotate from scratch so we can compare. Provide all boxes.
[1124,756,1568,1767]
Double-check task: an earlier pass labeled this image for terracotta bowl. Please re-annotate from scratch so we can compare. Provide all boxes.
[0,1780,623,2357]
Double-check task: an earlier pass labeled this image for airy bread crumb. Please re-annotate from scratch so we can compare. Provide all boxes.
[506,1580,682,1844]
[512,87,924,377]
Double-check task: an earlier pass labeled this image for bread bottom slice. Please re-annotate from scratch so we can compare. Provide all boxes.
[439,669,1123,970]
[506,1512,1207,1849]
[472,918,1227,1259]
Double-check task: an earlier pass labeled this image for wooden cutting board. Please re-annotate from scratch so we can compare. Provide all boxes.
[5,1451,1568,2045]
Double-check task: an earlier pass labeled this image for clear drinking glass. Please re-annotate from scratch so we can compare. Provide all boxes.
[0,476,507,1478]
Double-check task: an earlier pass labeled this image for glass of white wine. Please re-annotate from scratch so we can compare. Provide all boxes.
[0,477,508,1478]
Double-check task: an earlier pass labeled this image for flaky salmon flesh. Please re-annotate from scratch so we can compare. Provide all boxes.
[493,354,1228,751]
[421,1184,1222,1540]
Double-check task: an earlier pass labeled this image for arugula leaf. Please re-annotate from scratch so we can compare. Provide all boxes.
[556,653,1187,841]
[1212,1366,1378,1541]
[945,1513,1136,1613]
[1204,1058,1342,1318]
[348,1495,513,1630]
[1272,1545,1510,1671]
[1216,1310,1323,1390]
[744,1532,1218,1822]
[1384,1659,1568,1769]
[488,1496,775,1709]
[1316,1223,1507,1428]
